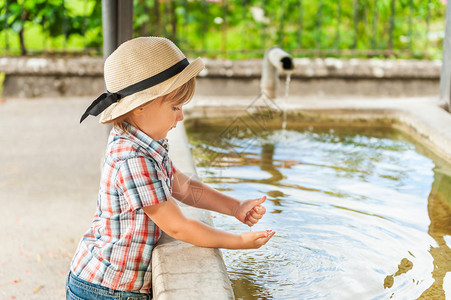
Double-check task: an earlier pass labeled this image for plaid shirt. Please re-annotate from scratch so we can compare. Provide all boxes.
[71,125,175,293]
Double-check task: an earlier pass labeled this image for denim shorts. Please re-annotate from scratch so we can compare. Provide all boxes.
[66,271,152,300]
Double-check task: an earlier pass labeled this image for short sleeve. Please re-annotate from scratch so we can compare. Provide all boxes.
[116,156,172,210]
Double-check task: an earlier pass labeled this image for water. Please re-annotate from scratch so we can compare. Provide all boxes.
[186,123,451,300]
[282,73,291,130]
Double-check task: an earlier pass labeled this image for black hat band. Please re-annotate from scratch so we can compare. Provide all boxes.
[80,58,189,123]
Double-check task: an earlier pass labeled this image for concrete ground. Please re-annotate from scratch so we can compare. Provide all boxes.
[0,97,107,300]
[1,95,450,300]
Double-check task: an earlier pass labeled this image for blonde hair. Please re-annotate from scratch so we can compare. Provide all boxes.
[164,77,196,106]
[107,77,196,134]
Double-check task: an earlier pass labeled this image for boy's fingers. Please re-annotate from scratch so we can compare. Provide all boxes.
[244,205,264,220]
[242,200,266,226]
[244,211,254,220]
[254,196,266,206]
[258,230,275,239]
[250,209,263,220]
[254,205,266,215]
[257,231,268,239]
[256,233,275,246]
[246,215,258,224]
[263,231,276,243]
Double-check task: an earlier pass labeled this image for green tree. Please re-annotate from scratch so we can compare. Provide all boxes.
[0,0,98,54]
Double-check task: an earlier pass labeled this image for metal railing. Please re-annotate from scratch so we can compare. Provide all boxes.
[0,0,446,59]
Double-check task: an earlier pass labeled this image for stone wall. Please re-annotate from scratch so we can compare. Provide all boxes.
[0,56,442,98]
[0,57,104,98]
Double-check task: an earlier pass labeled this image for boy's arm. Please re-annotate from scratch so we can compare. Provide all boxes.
[142,198,274,249]
[171,170,266,226]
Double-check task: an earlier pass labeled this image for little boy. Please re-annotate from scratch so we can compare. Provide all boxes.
[68,37,275,299]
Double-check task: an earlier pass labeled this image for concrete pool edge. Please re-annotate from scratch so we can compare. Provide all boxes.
[152,123,235,300]
[185,96,451,163]
[152,96,451,300]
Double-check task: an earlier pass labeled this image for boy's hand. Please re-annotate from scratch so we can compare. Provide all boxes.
[234,196,267,227]
[240,230,275,249]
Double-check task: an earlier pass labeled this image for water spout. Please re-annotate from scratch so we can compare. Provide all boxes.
[260,46,294,99]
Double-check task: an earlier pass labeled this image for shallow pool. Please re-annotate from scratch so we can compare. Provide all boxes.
[186,122,451,300]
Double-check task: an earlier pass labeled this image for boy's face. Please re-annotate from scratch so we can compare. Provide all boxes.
[131,90,185,141]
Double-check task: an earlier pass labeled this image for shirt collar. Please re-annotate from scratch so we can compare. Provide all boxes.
[113,124,169,163]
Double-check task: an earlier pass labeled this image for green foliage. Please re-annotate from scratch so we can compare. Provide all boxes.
[0,0,100,54]
[0,0,446,59]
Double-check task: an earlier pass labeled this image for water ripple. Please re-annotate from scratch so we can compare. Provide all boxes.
[188,125,450,299]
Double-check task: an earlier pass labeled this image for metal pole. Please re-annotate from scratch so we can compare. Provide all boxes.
[102,0,118,60]
[117,0,133,46]
[102,0,133,59]
[439,2,451,110]
[101,0,133,134]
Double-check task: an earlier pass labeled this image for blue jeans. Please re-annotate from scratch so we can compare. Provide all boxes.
[66,272,152,300]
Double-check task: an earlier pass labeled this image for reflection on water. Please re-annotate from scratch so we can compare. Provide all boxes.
[186,123,451,299]
[419,170,451,299]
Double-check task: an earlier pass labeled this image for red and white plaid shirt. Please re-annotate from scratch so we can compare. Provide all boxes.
[71,125,175,293]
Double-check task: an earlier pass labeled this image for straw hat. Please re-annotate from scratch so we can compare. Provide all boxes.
[80,37,204,123]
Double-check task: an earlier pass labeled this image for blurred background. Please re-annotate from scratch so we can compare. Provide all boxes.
[0,0,447,59]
